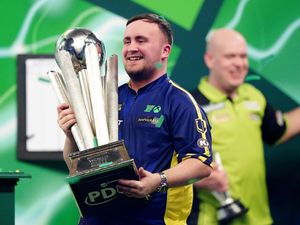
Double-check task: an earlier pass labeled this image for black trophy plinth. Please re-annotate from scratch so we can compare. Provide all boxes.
[66,140,140,217]
[217,199,248,224]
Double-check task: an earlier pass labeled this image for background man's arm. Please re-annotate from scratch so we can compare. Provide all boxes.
[279,107,300,143]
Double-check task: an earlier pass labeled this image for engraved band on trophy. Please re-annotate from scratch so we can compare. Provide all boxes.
[47,28,138,216]
[213,152,248,224]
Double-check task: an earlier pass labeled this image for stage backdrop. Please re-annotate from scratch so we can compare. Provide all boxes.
[0,0,299,224]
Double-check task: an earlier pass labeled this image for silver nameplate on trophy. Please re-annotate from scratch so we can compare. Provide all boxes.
[68,140,132,176]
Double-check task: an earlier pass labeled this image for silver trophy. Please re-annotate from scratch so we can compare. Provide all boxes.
[213,153,248,224]
[47,28,138,216]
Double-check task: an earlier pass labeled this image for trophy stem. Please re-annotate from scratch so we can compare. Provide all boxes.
[47,71,85,151]
[55,51,95,149]
[85,44,109,146]
[78,69,95,134]
[105,55,118,142]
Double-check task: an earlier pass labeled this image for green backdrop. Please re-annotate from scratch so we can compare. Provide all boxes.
[0,0,299,224]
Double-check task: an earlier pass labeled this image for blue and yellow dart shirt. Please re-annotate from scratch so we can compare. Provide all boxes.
[116,74,213,225]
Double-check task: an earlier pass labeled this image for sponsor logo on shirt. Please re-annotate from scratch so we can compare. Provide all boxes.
[244,101,260,110]
[211,114,230,123]
[249,113,260,121]
[137,115,165,128]
[275,110,284,126]
[202,102,225,113]
[118,120,123,126]
[197,138,210,148]
[144,104,161,113]
[195,118,207,134]
[118,103,123,111]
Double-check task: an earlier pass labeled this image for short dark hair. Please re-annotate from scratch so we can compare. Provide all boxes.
[126,13,173,45]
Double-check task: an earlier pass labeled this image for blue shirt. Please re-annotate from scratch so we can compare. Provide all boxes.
[79,74,212,225]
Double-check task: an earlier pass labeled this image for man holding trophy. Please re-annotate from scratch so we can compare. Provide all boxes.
[188,29,300,225]
[56,13,213,225]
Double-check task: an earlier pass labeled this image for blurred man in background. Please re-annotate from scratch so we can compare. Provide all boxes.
[188,28,300,225]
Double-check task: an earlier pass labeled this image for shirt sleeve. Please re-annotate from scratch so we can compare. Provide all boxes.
[261,101,287,145]
[170,94,213,167]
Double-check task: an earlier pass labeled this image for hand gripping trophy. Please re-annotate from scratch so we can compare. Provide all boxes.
[47,28,138,216]
[213,153,248,224]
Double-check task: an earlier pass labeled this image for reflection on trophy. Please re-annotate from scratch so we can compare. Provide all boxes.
[47,28,139,216]
[212,153,248,224]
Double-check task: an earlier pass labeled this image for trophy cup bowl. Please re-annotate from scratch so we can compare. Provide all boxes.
[48,28,139,217]
[56,28,106,73]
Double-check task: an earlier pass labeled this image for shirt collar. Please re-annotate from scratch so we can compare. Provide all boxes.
[198,76,247,103]
[198,76,227,102]
[127,74,169,94]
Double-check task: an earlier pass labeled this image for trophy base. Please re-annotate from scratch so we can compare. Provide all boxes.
[66,140,140,217]
[217,199,248,224]
[68,140,131,176]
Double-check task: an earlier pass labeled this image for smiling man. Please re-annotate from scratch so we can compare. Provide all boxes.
[204,29,248,97]
[122,15,172,88]
[58,13,213,225]
[188,29,300,225]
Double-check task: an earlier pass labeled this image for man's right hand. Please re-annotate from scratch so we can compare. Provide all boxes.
[193,164,229,193]
[57,103,76,138]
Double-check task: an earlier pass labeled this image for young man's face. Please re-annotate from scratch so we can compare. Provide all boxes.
[122,20,168,82]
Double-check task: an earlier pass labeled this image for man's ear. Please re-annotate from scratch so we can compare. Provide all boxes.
[204,52,213,69]
[162,44,171,58]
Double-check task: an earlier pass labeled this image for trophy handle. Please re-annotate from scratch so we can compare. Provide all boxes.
[212,152,233,205]
[47,71,85,151]
[212,152,248,224]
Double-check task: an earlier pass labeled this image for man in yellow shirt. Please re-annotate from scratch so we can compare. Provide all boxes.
[188,28,300,225]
